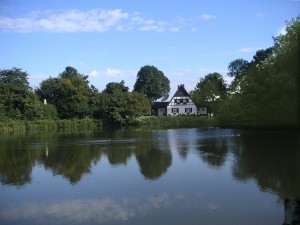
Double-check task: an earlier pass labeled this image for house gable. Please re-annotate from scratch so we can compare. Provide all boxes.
[167,84,197,115]
[151,84,207,116]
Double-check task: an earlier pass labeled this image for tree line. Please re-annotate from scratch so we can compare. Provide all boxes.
[0,65,170,127]
[190,17,299,128]
[0,17,299,128]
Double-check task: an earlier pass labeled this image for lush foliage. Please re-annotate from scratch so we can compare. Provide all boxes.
[126,92,151,118]
[133,65,170,102]
[217,17,300,128]
[99,81,151,127]
[190,72,226,114]
[36,67,99,119]
[99,81,129,127]
[0,68,50,121]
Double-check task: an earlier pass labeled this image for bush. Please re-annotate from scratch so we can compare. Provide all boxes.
[133,116,215,129]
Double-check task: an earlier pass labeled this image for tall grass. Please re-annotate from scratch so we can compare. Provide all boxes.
[0,119,102,133]
[133,116,215,129]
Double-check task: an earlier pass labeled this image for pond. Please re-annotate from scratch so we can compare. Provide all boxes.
[0,128,299,225]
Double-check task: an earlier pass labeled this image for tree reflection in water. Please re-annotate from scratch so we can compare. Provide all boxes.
[197,136,228,168]
[231,130,300,199]
[0,129,299,200]
[0,130,172,185]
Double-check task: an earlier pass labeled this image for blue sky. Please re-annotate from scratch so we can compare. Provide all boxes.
[0,0,299,97]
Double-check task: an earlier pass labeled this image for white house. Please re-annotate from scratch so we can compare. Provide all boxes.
[152,84,207,116]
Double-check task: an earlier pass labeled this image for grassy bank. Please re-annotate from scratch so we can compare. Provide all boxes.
[0,119,102,133]
[133,116,215,129]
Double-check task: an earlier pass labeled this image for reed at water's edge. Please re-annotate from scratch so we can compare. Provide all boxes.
[0,119,103,133]
[1,116,295,133]
[132,116,216,129]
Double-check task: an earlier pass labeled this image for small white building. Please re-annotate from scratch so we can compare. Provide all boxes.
[198,107,208,115]
[152,84,207,116]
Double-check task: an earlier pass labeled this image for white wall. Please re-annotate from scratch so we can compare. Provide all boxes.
[157,108,167,116]
[167,105,197,115]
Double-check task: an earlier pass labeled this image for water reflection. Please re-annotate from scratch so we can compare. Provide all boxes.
[1,129,300,225]
[0,131,173,186]
[196,129,229,168]
[0,147,34,187]
[0,195,171,224]
[231,130,300,199]
[40,143,101,184]
[0,129,299,200]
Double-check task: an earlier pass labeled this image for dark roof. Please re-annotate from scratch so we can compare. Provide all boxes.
[173,84,189,97]
[152,102,169,109]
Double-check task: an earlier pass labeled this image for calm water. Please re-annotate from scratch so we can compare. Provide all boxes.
[0,128,299,225]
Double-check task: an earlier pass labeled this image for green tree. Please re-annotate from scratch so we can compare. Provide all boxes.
[227,58,249,92]
[88,85,100,117]
[133,65,170,102]
[218,17,299,128]
[100,81,129,127]
[42,104,58,119]
[190,72,226,114]
[0,68,43,120]
[104,80,129,94]
[126,92,150,118]
[36,67,99,119]
[35,77,60,105]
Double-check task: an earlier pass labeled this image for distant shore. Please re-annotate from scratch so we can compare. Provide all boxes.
[0,116,298,133]
[0,119,102,133]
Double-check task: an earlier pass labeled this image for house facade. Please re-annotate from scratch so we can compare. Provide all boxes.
[152,84,207,116]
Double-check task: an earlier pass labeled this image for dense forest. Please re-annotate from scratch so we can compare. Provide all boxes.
[191,17,300,128]
[0,17,299,129]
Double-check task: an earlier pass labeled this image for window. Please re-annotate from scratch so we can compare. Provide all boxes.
[185,108,192,113]
[172,108,179,113]
[175,99,181,104]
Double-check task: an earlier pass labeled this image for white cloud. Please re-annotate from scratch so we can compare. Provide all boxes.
[199,14,216,21]
[138,20,167,32]
[170,26,180,32]
[0,9,170,33]
[90,68,136,78]
[0,9,221,33]
[0,9,222,33]
[0,9,128,32]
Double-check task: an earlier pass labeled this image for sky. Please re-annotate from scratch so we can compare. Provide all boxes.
[0,0,299,98]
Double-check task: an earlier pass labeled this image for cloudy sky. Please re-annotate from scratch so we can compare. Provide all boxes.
[0,0,299,96]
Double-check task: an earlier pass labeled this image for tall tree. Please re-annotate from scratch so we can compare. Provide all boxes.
[133,65,170,102]
[218,17,300,128]
[36,67,98,119]
[190,72,226,114]
[0,68,43,120]
[227,59,249,92]
[100,81,129,127]
[227,58,249,79]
